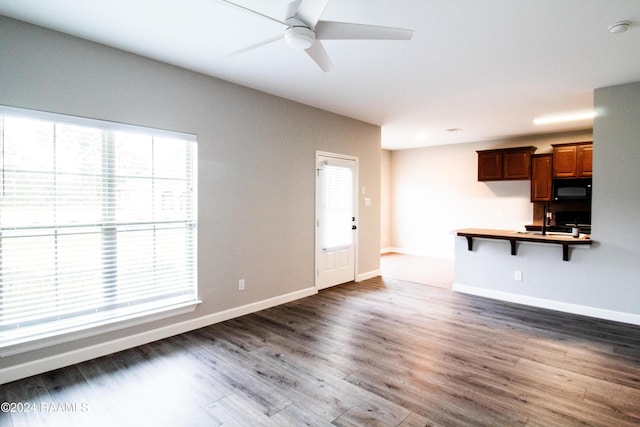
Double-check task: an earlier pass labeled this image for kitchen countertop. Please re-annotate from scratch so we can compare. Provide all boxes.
[456,228,592,261]
[456,228,591,242]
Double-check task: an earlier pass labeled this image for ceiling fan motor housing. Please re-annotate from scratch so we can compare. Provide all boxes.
[219,1,413,72]
[284,18,316,49]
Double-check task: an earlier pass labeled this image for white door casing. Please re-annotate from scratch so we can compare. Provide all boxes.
[315,152,357,290]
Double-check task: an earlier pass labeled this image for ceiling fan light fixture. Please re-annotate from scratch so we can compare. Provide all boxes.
[285,26,316,49]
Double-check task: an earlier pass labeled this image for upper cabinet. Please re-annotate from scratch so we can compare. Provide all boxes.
[477,146,537,181]
[531,154,553,201]
[552,142,593,178]
[477,150,502,181]
[577,144,593,177]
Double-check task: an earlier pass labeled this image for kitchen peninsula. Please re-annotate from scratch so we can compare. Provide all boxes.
[451,81,640,328]
[456,228,592,262]
[465,141,594,261]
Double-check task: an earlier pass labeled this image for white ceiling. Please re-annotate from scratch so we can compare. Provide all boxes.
[1,0,639,149]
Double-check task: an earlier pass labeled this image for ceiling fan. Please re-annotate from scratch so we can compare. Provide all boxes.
[218,0,414,72]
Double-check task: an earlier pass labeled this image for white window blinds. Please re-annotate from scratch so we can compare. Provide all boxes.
[322,161,354,250]
[0,106,198,351]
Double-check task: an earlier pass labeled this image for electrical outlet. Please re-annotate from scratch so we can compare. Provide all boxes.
[238,279,245,291]
[514,271,523,281]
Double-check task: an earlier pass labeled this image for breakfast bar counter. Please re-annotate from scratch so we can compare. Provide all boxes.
[456,228,592,261]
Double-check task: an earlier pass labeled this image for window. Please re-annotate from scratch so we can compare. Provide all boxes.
[0,106,198,354]
[321,161,354,250]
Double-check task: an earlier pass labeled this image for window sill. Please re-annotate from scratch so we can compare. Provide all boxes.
[0,299,201,358]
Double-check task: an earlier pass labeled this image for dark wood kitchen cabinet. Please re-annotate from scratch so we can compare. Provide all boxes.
[477,150,502,180]
[531,153,553,201]
[477,146,537,181]
[577,144,593,177]
[552,142,592,178]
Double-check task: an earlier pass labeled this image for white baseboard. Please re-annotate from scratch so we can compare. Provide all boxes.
[357,269,381,281]
[382,247,454,259]
[452,283,640,326]
[383,247,426,256]
[0,287,317,385]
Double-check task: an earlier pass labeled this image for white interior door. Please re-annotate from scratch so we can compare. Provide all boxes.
[315,152,357,290]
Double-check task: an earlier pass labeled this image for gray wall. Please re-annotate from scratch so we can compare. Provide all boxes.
[0,17,381,374]
[453,81,640,323]
[591,81,640,306]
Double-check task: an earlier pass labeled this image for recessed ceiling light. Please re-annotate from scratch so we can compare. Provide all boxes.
[415,132,429,141]
[446,128,463,132]
[533,112,596,125]
[608,20,631,34]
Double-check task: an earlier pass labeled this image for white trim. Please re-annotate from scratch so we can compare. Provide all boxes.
[357,269,381,282]
[453,283,640,326]
[315,151,358,162]
[383,247,431,256]
[0,301,200,358]
[0,287,317,385]
[381,247,454,259]
[0,104,196,141]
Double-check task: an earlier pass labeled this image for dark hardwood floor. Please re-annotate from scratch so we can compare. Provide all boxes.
[2,276,640,426]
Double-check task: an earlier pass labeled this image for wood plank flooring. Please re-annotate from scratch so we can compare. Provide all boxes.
[2,276,640,426]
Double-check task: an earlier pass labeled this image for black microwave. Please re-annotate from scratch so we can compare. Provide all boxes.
[553,178,592,201]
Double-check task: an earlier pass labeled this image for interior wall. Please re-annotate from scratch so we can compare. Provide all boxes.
[380,149,392,251]
[0,17,381,376]
[389,130,592,258]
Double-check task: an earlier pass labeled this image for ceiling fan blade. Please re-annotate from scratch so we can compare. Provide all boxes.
[316,21,414,40]
[216,0,287,26]
[295,0,330,27]
[227,34,284,57]
[305,41,334,72]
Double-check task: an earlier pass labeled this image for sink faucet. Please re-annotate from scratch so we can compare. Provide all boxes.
[542,204,549,236]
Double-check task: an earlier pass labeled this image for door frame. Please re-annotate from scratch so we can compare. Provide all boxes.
[315,151,359,289]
